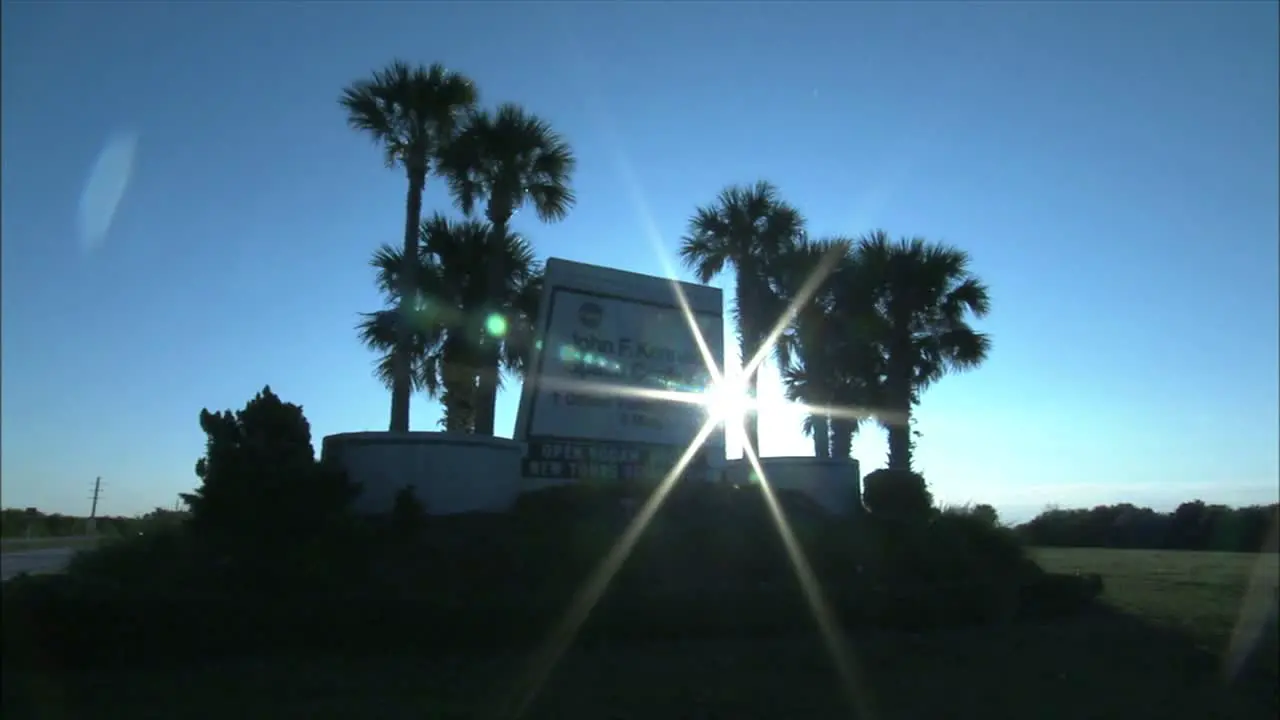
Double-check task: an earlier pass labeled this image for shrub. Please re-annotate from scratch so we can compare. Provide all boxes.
[175,387,366,585]
[61,524,213,594]
[182,386,360,545]
[388,485,427,540]
[47,386,373,599]
[941,502,1001,527]
[862,468,933,521]
[1017,571,1105,619]
[2,431,1106,670]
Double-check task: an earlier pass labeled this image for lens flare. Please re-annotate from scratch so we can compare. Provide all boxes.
[703,376,751,425]
[486,313,508,337]
[77,132,138,253]
[505,81,901,716]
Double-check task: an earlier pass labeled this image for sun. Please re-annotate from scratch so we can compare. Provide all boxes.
[702,376,752,428]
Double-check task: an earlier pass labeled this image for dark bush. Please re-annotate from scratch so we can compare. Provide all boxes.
[2,419,1105,671]
[175,386,368,589]
[862,468,934,521]
[60,525,216,594]
[388,485,428,542]
[182,386,361,544]
[943,502,1001,527]
[1017,571,1105,619]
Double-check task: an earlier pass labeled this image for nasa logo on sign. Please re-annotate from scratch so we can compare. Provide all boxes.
[577,302,603,329]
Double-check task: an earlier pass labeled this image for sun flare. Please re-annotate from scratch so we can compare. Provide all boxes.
[702,376,752,427]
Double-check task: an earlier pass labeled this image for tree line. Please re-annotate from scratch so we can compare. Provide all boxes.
[0,507,189,539]
[345,61,991,475]
[1015,500,1278,553]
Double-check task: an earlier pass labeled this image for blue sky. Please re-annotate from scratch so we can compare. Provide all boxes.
[2,2,1276,521]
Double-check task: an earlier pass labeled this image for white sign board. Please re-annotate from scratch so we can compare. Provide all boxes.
[514,258,725,485]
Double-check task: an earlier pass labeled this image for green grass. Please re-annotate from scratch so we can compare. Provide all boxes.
[1035,548,1279,650]
[4,548,1277,719]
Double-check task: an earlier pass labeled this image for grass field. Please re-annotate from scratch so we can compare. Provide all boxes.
[4,548,1277,719]
[1035,548,1279,651]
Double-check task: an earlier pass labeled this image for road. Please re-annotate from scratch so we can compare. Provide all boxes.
[1,547,79,581]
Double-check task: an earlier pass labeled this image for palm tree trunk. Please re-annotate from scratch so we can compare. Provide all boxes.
[831,417,853,459]
[472,215,510,437]
[741,335,761,456]
[883,306,916,471]
[886,419,912,471]
[811,414,830,458]
[472,348,499,437]
[389,170,426,433]
[441,336,476,433]
[885,365,914,471]
[441,388,474,432]
[735,278,764,457]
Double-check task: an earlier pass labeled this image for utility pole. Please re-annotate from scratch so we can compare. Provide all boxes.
[87,476,102,536]
[89,476,102,519]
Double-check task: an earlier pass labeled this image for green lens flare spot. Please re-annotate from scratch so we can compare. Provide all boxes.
[485,314,508,337]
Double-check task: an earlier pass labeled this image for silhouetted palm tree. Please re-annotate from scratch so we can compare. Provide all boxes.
[680,181,804,455]
[439,103,575,436]
[356,305,444,407]
[853,231,991,471]
[775,239,883,460]
[773,240,841,458]
[358,215,539,432]
[341,61,477,432]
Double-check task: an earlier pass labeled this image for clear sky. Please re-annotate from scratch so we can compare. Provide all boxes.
[2,2,1277,522]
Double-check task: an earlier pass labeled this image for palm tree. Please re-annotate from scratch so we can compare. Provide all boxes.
[499,269,545,379]
[355,307,444,409]
[852,231,992,472]
[773,240,842,458]
[341,61,478,432]
[781,365,833,458]
[438,103,575,437]
[680,182,805,455]
[775,239,883,461]
[357,214,539,433]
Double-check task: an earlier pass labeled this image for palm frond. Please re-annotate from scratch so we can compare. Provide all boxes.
[844,232,991,418]
[340,60,478,173]
[438,103,577,226]
[355,309,444,395]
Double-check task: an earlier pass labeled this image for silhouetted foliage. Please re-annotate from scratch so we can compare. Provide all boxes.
[1016,500,1277,553]
[851,233,992,472]
[180,386,360,549]
[759,231,993,473]
[341,60,479,432]
[967,503,1001,527]
[862,468,934,521]
[166,387,366,591]
[774,238,873,460]
[389,485,427,541]
[357,216,543,435]
[681,181,805,453]
[0,508,185,539]
[62,524,201,591]
[938,502,1003,528]
[438,102,577,436]
[1,509,87,538]
[4,477,1105,672]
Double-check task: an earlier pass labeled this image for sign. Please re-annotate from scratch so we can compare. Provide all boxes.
[515,258,725,484]
[523,440,688,482]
